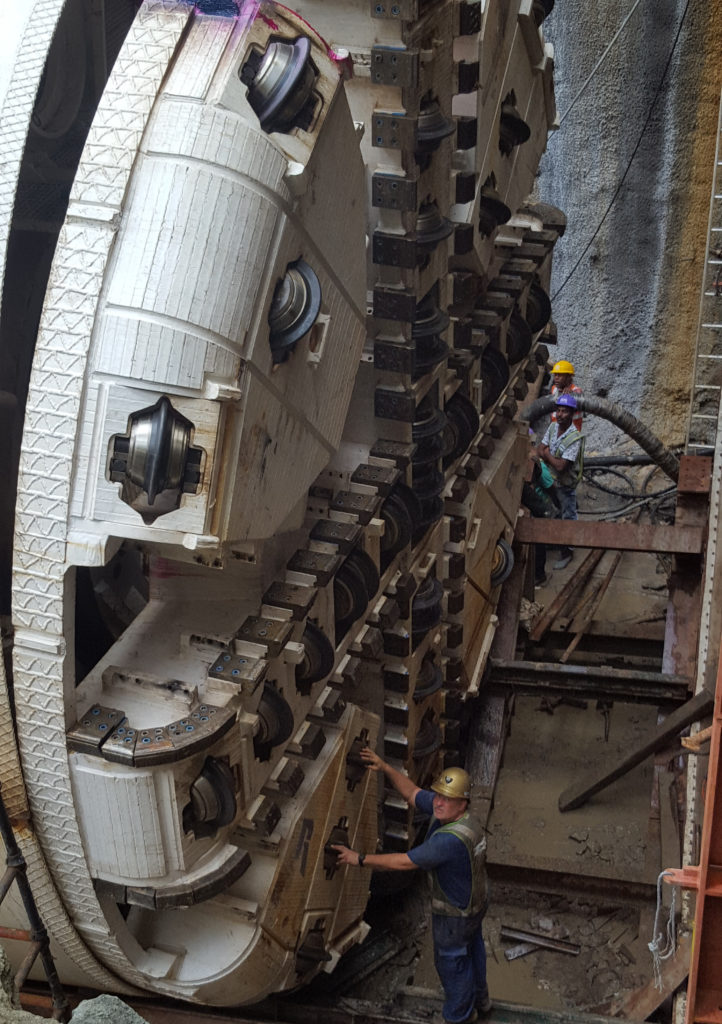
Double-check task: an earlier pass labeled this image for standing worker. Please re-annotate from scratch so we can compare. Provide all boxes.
[523,433,558,586]
[539,393,584,570]
[550,359,583,431]
[332,748,490,1024]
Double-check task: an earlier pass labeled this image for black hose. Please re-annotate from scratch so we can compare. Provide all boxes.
[584,453,657,468]
[523,395,680,483]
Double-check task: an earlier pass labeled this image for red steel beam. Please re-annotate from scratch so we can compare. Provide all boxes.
[515,518,705,554]
[665,639,722,1023]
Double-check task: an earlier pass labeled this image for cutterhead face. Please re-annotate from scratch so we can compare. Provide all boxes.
[556,405,574,430]
[432,793,469,824]
[553,373,572,390]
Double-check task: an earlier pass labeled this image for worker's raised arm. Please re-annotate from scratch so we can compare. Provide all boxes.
[332,844,417,871]
[361,747,421,805]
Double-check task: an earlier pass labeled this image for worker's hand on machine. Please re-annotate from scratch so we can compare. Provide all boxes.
[331,844,361,867]
[360,746,385,772]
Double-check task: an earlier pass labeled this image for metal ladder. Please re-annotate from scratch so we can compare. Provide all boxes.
[686,88,722,452]
[0,783,70,1021]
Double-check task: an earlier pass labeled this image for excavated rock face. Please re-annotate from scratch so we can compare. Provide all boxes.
[539,0,722,451]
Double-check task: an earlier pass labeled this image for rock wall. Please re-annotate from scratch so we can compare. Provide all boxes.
[538,0,722,451]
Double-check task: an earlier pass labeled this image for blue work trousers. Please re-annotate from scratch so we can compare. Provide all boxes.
[557,484,578,521]
[432,912,488,1023]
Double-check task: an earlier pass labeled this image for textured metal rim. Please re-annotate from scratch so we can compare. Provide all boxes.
[10,0,194,995]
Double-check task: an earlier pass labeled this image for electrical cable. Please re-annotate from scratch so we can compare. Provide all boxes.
[583,466,636,498]
[595,487,677,520]
[583,466,675,500]
[552,0,692,302]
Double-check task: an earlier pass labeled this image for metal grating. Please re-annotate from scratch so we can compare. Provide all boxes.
[686,89,722,452]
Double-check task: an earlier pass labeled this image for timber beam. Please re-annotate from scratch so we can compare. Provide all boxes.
[559,688,714,811]
[515,518,705,554]
[489,658,691,704]
[486,862,658,907]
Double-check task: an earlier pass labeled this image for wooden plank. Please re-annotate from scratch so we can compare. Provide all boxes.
[559,690,714,811]
[491,659,690,692]
[560,550,623,663]
[489,674,686,704]
[607,932,691,1018]
[663,489,705,683]
[529,548,605,642]
[515,518,705,554]
[465,546,528,827]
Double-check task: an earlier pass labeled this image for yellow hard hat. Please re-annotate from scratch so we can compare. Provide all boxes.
[552,360,574,375]
[431,767,471,800]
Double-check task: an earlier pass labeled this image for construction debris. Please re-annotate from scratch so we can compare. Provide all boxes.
[500,926,581,956]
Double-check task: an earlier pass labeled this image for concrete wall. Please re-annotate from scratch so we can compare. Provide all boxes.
[538,0,722,451]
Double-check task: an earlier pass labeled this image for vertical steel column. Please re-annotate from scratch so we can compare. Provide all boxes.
[665,640,722,1023]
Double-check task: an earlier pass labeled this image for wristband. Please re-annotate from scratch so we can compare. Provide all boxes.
[358,853,366,867]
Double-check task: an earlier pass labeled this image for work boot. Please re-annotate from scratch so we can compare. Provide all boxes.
[444,1012,478,1024]
[553,548,572,570]
[477,996,493,1015]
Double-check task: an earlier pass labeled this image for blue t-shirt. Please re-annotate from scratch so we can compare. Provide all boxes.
[407,790,472,909]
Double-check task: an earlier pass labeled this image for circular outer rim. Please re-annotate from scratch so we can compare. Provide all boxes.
[411,495,445,540]
[413,656,443,702]
[380,489,414,560]
[413,335,449,379]
[411,466,445,500]
[525,280,552,333]
[6,0,195,997]
[268,258,322,361]
[295,621,335,689]
[442,392,480,466]
[411,576,444,636]
[416,212,454,253]
[250,36,313,133]
[490,537,515,586]
[415,102,456,152]
[481,347,510,411]
[478,187,512,236]
[506,310,533,364]
[333,556,370,637]
[345,547,380,604]
[412,718,443,759]
[255,683,296,750]
[412,304,450,339]
[499,103,531,151]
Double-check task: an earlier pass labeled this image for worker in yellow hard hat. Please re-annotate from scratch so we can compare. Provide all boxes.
[550,359,583,431]
[333,749,490,1023]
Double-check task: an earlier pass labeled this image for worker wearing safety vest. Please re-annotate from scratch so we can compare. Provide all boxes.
[550,359,583,432]
[333,751,490,1024]
[539,393,585,570]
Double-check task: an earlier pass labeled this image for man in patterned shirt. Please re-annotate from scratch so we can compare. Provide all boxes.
[540,393,584,569]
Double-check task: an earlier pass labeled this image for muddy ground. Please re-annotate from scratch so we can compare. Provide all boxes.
[311,490,691,1017]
